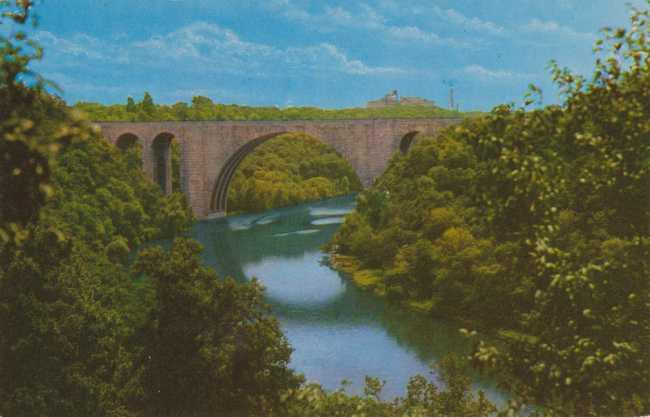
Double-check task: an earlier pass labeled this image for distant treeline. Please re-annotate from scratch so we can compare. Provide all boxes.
[74,94,478,122]
[227,133,362,212]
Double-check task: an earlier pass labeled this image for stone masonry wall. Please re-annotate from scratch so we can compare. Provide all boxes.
[96,118,460,219]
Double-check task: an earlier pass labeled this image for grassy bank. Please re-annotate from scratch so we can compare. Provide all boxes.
[330,253,435,315]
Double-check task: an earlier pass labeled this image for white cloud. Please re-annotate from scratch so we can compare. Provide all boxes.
[463,64,534,81]
[523,19,595,41]
[376,0,598,47]
[318,43,404,75]
[35,31,114,61]
[387,25,441,43]
[35,22,409,79]
[42,71,260,104]
[130,22,277,74]
[384,23,468,47]
[45,72,128,96]
[557,0,574,9]
[428,5,506,37]
[266,0,598,53]
[266,1,469,48]
[375,0,505,38]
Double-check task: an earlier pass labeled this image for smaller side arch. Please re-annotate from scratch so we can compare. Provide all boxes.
[115,133,144,171]
[152,132,176,195]
[115,133,140,151]
[400,131,420,154]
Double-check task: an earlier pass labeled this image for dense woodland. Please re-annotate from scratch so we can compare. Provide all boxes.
[0,2,496,417]
[227,133,362,212]
[330,5,650,416]
[74,95,473,122]
[2,1,650,416]
[0,58,301,417]
[0,5,299,415]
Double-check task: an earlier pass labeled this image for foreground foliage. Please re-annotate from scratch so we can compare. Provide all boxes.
[4,0,650,415]
[286,355,496,417]
[2,3,491,416]
[227,133,362,212]
[0,3,294,416]
[0,99,193,416]
[331,4,650,415]
[135,239,302,417]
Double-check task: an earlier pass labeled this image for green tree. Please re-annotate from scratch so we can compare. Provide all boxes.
[135,239,301,417]
[0,230,147,417]
[140,92,155,118]
[285,355,496,417]
[126,96,136,113]
[73,95,475,123]
[190,95,217,119]
[331,4,650,414]
[0,0,92,244]
[171,101,189,120]
[0,5,192,413]
[0,129,192,416]
[470,8,650,415]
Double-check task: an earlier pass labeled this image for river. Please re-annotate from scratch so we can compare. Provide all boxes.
[188,194,506,403]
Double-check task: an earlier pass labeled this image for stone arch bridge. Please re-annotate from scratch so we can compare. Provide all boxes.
[96,118,460,219]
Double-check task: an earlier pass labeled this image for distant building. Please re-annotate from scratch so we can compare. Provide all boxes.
[367,90,435,108]
[400,96,435,106]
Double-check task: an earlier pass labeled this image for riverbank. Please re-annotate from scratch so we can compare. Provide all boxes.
[327,250,514,409]
[329,253,435,315]
[191,195,506,402]
[328,251,515,335]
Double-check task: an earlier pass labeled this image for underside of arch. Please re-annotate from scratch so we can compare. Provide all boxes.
[116,133,140,150]
[400,131,420,154]
[152,132,175,195]
[211,132,289,213]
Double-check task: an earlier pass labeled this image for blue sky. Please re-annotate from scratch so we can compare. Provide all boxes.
[23,0,646,110]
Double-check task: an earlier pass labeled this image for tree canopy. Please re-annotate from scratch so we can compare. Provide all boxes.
[4,0,650,415]
[227,133,362,212]
[330,4,650,415]
[134,238,302,417]
[0,3,293,416]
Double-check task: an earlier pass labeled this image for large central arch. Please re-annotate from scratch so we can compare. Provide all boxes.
[210,131,360,213]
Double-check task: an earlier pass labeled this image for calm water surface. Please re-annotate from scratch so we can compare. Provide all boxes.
[190,195,506,403]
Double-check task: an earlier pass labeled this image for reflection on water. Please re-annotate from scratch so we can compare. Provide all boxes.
[273,229,321,237]
[311,216,346,225]
[245,251,346,305]
[190,195,506,404]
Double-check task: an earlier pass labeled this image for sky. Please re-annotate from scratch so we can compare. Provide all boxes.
[16,0,647,110]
